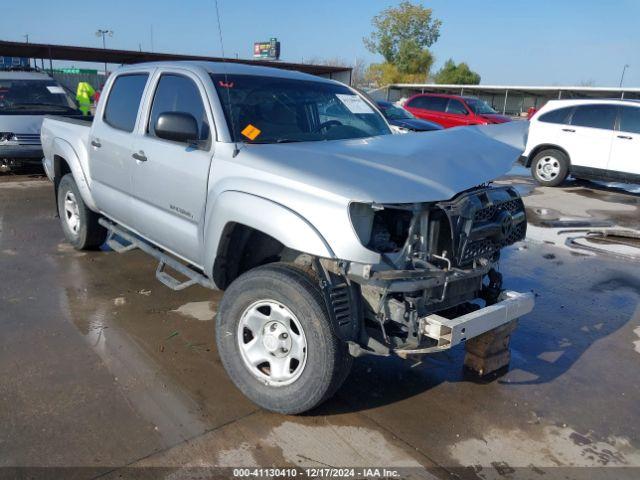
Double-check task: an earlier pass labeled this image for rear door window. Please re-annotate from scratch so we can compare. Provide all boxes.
[570,104,617,130]
[148,74,210,141]
[407,96,448,112]
[619,106,640,134]
[103,74,149,132]
[538,106,573,124]
[406,97,428,109]
[446,99,467,114]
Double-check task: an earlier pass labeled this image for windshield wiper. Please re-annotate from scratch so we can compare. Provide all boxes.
[5,103,73,110]
[247,138,304,144]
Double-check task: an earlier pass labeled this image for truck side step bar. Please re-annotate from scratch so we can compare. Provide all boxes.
[99,218,215,291]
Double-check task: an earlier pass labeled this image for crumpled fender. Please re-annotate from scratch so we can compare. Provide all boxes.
[202,190,335,277]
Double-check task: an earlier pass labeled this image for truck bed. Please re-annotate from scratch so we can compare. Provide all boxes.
[44,114,93,125]
[41,114,94,184]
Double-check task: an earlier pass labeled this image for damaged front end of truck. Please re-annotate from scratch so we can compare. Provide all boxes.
[319,184,534,360]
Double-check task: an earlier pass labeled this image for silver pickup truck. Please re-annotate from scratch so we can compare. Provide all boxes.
[41,61,534,414]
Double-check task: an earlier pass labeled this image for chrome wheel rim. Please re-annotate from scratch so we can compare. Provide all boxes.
[237,300,307,386]
[536,156,561,181]
[63,191,81,235]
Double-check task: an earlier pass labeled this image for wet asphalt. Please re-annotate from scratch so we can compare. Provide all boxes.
[0,172,639,480]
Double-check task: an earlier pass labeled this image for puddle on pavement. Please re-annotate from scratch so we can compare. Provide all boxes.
[523,223,640,260]
[497,173,640,260]
[448,424,640,469]
[590,274,640,296]
[572,183,640,204]
[59,284,209,447]
[54,248,250,447]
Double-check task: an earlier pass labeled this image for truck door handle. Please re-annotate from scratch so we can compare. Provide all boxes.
[90,139,102,148]
[562,128,575,133]
[617,135,632,140]
[132,151,147,162]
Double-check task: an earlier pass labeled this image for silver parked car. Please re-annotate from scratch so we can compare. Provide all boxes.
[41,61,533,414]
[0,70,78,172]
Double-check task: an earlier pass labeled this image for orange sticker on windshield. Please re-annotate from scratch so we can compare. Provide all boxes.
[241,124,261,140]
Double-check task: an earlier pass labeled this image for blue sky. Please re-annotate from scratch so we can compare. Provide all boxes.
[1,0,638,87]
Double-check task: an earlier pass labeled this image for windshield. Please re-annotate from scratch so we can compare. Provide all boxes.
[0,79,77,114]
[465,98,497,115]
[380,104,415,120]
[211,74,391,143]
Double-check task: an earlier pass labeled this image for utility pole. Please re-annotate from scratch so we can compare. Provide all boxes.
[95,29,113,75]
[23,34,32,68]
[619,64,629,88]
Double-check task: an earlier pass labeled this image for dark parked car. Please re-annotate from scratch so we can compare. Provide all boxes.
[376,101,444,133]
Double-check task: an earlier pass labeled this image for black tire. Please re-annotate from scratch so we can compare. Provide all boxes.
[215,262,352,414]
[57,174,107,250]
[530,149,569,187]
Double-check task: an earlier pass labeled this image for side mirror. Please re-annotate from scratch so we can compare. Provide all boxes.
[154,112,199,144]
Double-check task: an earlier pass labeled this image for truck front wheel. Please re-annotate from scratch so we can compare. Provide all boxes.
[215,263,352,414]
[57,174,107,250]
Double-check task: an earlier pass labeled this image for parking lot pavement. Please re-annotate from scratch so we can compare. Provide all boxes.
[1,174,639,479]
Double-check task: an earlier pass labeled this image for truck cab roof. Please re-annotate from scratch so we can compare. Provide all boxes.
[114,60,339,84]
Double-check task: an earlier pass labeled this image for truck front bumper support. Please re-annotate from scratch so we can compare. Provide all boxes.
[396,290,534,357]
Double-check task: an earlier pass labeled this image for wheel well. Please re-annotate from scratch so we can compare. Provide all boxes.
[52,155,72,215]
[527,144,571,168]
[213,223,307,289]
[53,155,71,185]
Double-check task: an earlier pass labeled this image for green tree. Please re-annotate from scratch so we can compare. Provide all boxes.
[434,59,481,84]
[365,62,404,86]
[394,39,434,78]
[364,1,441,79]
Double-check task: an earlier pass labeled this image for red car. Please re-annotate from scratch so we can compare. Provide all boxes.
[403,93,512,128]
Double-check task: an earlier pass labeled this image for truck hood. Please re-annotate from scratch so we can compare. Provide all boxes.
[0,114,44,134]
[239,121,528,204]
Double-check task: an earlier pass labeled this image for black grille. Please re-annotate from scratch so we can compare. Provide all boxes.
[434,187,527,267]
[460,239,494,263]
[506,221,526,244]
[473,199,521,222]
[16,134,41,146]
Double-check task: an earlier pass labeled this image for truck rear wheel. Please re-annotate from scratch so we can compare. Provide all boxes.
[215,263,352,414]
[57,174,107,250]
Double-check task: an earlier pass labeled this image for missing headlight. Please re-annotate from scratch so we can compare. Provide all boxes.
[349,202,413,254]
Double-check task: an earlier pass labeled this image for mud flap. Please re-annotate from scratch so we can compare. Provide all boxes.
[463,318,518,376]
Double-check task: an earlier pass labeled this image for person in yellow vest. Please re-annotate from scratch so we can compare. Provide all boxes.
[76,82,96,116]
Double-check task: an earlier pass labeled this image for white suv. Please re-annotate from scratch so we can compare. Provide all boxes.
[522,99,640,186]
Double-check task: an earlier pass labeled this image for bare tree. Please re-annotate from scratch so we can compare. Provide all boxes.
[304,56,369,87]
